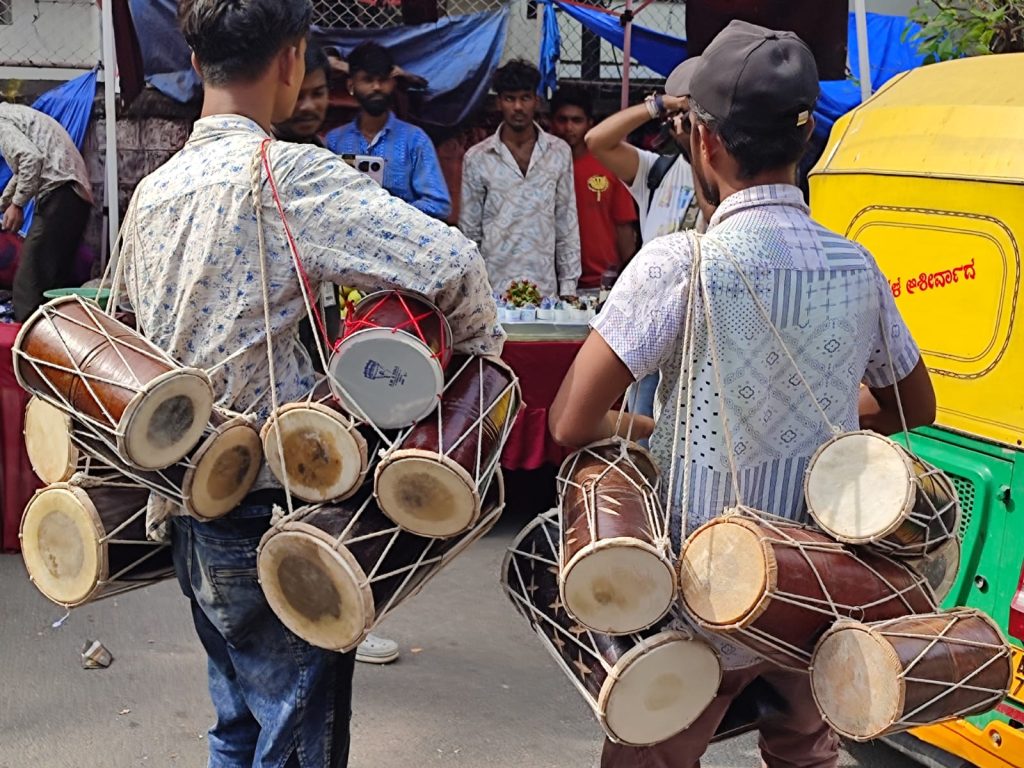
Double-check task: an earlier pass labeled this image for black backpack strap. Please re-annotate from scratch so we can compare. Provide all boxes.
[645,153,679,217]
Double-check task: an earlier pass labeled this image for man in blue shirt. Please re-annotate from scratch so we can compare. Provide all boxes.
[325,42,451,220]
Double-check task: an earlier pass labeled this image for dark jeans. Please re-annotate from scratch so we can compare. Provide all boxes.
[172,504,355,768]
[12,182,91,322]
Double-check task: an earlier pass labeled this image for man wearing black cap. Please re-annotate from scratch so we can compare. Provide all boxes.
[549,20,935,767]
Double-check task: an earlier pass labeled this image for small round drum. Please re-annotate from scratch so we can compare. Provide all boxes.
[557,439,675,635]
[328,290,452,429]
[13,296,214,470]
[29,398,263,521]
[805,431,960,557]
[260,380,370,503]
[907,536,962,605]
[678,510,936,670]
[374,356,520,537]
[811,608,1012,740]
[20,477,174,607]
[502,511,721,746]
[258,470,505,652]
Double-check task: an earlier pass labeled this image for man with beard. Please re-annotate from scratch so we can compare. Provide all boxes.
[325,42,450,220]
[460,59,580,299]
[549,21,935,768]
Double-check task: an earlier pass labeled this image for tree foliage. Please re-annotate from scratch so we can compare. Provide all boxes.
[908,0,1024,62]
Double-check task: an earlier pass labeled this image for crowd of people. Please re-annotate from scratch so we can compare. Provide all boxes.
[1,1,937,767]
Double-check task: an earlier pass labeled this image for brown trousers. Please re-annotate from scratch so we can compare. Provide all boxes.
[601,662,839,768]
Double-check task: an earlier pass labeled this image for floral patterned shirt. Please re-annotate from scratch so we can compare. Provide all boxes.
[593,184,920,536]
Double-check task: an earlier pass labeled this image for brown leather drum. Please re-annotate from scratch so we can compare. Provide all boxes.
[329,289,453,429]
[374,355,520,537]
[261,379,370,504]
[502,511,721,746]
[258,469,505,652]
[678,510,937,670]
[29,397,262,521]
[13,296,213,470]
[20,477,174,608]
[811,608,1012,740]
[557,439,675,635]
[805,431,960,558]
[906,536,962,605]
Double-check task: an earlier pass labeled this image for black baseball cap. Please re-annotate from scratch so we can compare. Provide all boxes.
[689,20,819,129]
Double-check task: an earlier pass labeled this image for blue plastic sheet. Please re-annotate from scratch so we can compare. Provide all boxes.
[0,69,97,236]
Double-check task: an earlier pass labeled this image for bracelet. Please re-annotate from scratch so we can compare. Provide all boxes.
[644,94,660,120]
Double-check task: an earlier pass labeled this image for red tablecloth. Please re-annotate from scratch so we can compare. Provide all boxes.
[0,323,40,552]
[500,339,583,472]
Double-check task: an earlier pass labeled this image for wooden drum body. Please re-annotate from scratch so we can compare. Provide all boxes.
[258,470,505,652]
[557,439,675,635]
[329,289,452,429]
[678,511,936,669]
[805,431,960,557]
[374,356,520,537]
[20,478,173,607]
[13,296,213,470]
[906,536,962,605]
[502,511,721,746]
[261,380,369,503]
[811,609,1012,740]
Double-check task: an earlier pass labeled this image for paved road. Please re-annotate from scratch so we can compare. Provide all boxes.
[0,514,919,768]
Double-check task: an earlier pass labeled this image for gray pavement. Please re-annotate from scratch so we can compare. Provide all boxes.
[0,514,918,768]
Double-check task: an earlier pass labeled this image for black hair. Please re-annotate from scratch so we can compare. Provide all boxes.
[550,85,593,120]
[492,59,540,95]
[690,99,812,180]
[179,0,312,86]
[305,40,330,79]
[347,41,394,79]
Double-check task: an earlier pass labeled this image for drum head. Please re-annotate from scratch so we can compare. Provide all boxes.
[24,397,79,484]
[562,540,675,634]
[811,622,904,740]
[20,485,104,607]
[806,432,913,543]
[374,452,479,538]
[679,520,771,627]
[261,405,367,503]
[120,369,214,470]
[328,328,444,429]
[908,537,961,604]
[257,524,374,652]
[600,632,722,746]
[186,421,263,520]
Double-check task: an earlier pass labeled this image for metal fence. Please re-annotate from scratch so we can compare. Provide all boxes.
[0,0,100,69]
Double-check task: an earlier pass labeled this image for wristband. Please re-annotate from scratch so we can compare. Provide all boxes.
[644,94,660,120]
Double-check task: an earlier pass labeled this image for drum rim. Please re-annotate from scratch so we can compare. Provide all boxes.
[118,366,215,470]
[373,448,483,538]
[20,482,108,608]
[805,430,917,544]
[259,403,369,503]
[183,418,264,520]
[345,288,454,352]
[557,438,661,492]
[328,327,446,428]
[598,629,723,746]
[560,536,677,634]
[257,520,375,652]
[24,396,80,485]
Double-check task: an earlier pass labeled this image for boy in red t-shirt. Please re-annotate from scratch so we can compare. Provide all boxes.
[551,87,637,290]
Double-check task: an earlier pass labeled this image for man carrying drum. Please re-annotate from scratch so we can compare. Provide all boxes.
[549,21,936,768]
[115,1,502,766]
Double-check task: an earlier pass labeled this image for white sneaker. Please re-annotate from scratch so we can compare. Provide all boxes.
[355,633,400,664]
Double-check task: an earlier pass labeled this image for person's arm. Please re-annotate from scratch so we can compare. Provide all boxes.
[0,119,44,212]
[584,96,685,186]
[554,147,581,298]
[614,224,636,268]
[550,239,689,447]
[458,150,486,246]
[611,179,638,268]
[860,260,935,434]
[407,129,451,220]
[283,146,503,355]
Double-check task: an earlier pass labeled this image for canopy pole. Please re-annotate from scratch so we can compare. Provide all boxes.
[853,0,872,103]
[100,0,120,275]
[620,0,632,110]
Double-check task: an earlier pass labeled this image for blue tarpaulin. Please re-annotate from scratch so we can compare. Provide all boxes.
[128,0,509,128]
[0,69,97,237]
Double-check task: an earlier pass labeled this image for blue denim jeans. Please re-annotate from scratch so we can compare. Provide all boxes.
[172,504,355,768]
[628,372,660,447]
